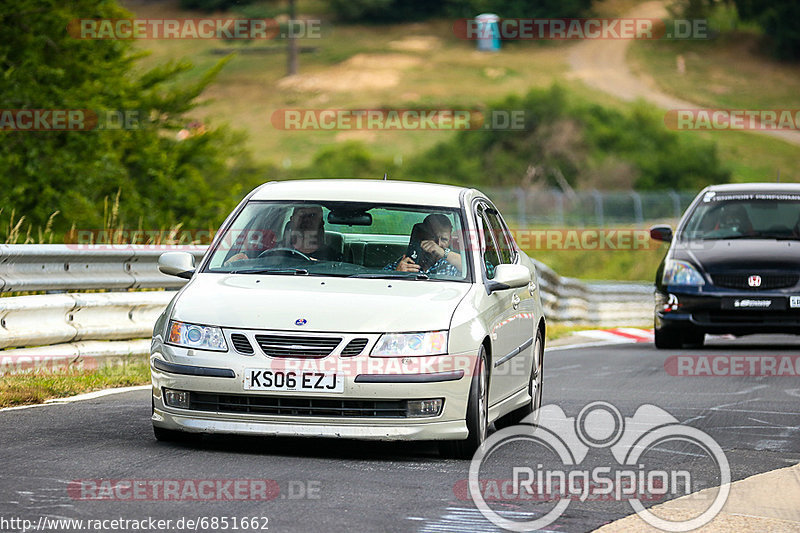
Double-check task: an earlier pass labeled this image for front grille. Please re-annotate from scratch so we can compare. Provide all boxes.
[255,334,341,358]
[341,338,369,356]
[189,392,409,418]
[230,333,254,355]
[711,273,799,290]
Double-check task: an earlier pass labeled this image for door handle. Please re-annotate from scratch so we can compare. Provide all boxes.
[512,293,521,309]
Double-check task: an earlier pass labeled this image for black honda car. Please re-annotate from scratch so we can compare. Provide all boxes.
[650,183,800,348]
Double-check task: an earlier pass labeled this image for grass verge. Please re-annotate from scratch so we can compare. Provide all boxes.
[0,357,150,408]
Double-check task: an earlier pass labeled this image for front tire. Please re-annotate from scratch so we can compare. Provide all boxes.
[153,425,185,442]
[440,346,489,459]
[654,325,705,349]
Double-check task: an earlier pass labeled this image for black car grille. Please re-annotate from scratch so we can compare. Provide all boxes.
[230,333,254,355]
[341,338,369,356]
[694,311,800,326]
[255,334,341,358]
[188,392,409,418]
[711,274,799,290]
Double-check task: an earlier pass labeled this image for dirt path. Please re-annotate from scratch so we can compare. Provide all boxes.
[567,1,800,147]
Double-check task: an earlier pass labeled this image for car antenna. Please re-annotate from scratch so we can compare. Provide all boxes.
[383,172,388,181]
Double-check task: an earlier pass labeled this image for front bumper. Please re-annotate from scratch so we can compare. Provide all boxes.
[150,343,475,441]
[656,289,800,335]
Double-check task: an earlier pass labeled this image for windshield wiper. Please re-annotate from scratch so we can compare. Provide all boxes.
[228,268,309,275]
[349,272,429,280]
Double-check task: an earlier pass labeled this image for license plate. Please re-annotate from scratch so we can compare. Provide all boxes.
[791,296,800,309]
[243,369,343,393]
[721,297,786,310]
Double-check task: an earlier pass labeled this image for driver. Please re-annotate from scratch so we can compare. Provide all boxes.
[715,204,753,234]
[285,206,342,261]
[223,205,341,265]
[386,214,462,276]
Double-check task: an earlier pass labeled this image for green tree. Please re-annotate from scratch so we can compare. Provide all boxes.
[732,0,800,60]
[0,0,267,237]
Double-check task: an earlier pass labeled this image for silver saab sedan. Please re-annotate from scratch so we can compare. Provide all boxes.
[151,179,545,457]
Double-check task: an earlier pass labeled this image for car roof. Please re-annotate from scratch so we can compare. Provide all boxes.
[249,179,479,208]
[704,182,800,193]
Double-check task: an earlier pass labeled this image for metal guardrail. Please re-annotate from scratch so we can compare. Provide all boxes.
[0,244,206,292]
[532,260,653,325]
[0,245,653,375]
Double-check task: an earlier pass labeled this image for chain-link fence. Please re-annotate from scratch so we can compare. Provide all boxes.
[484,188,699,226]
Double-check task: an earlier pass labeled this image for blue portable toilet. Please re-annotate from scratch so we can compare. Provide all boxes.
[475,13,501,52]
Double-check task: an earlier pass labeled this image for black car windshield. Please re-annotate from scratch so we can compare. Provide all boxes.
[203,201,470,281]
[681,192,800,241]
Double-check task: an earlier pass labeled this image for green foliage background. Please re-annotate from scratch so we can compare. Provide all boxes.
[0,0,271,235]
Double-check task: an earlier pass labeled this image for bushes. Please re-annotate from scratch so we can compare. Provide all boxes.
[403,86,730,190]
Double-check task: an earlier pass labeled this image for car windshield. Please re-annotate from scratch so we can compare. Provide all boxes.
[681,192,800,241]
[203,200,470,281]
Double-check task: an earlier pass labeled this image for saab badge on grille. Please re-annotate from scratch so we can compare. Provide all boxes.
[748,275,762,287]
[295,318,307,326]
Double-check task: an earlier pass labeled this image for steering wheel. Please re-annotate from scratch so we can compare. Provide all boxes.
[257,247,313,261]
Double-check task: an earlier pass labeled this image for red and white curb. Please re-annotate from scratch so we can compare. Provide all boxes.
[578,327,654,343]
[548,328,654,351]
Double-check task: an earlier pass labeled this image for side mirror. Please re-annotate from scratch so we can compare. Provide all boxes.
[158,252,195,279]
[487,264,531,294]
[649,225,673,242]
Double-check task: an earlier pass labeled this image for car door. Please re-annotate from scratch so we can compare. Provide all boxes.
[485,206,535,395]
[475,202,519,405]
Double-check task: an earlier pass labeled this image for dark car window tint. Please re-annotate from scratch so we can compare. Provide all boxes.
[486,209,513,264]
[682,195,800,240]
[479,211,500,279]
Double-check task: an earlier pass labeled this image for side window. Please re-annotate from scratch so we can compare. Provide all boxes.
[478,209,500,279]
[486,209,513,264]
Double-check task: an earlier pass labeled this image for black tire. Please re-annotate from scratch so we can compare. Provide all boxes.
[496,329,544,428]
[440,346,489,459]
[654,326,681,349]
[683,331,705,348]
[153,425,185,442]
[654,326,705,349]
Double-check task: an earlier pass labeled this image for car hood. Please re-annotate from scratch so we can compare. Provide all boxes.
[170,273,471,333]
[674,239,800,272]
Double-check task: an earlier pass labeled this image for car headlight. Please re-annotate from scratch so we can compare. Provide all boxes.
[371,331,448,357]
[167,320,228,352]
[662,260,705,286]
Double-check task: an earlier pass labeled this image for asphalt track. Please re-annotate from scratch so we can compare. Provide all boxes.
[1,335,798,533]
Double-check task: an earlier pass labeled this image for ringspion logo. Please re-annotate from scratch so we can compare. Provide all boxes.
[469,402,729,531]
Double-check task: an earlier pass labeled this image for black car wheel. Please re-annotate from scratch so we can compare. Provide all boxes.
[654,325,705,349]
[440,346,489,459]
